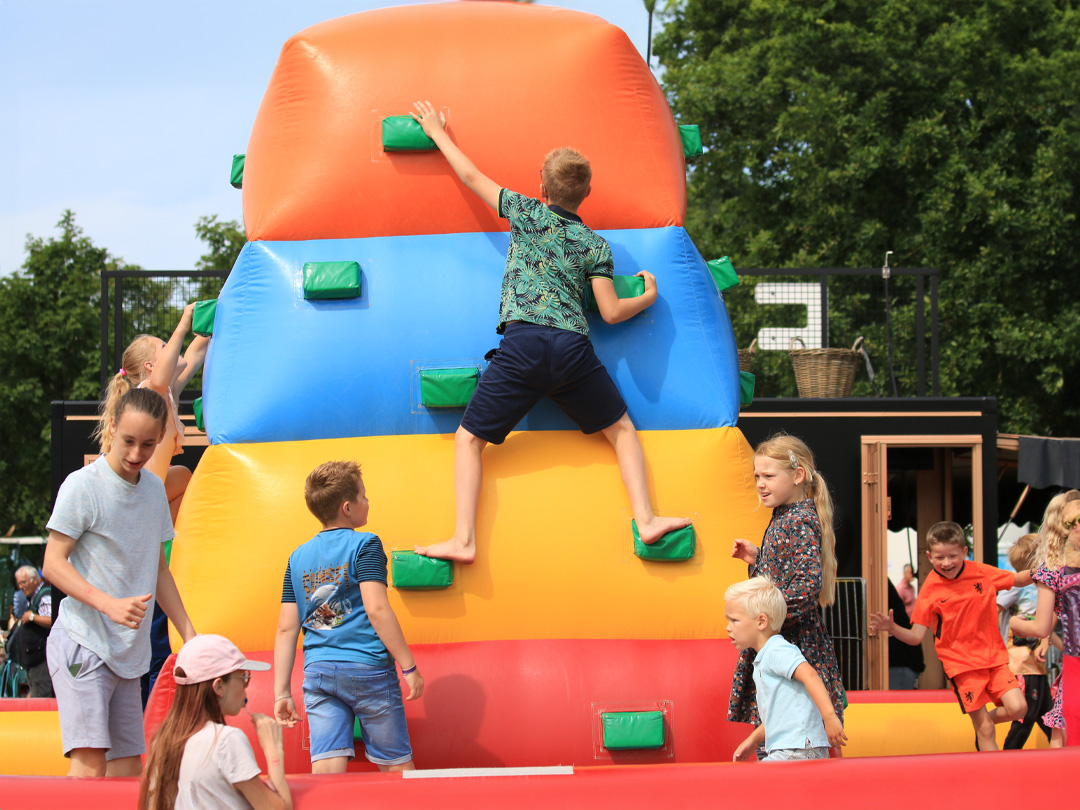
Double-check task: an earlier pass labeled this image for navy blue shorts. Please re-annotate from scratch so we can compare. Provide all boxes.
[460,322,627,445]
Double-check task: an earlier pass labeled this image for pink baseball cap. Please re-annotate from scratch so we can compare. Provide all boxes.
[174,634,270,684]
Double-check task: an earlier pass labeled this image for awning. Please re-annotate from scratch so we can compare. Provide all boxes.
[1018,435,1080,489]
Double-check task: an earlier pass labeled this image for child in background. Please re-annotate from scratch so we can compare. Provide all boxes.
[409,99,690,564]
[274,461,423,773]
[1010,499,1080,748]
[726,577,847,761]
[139,634,291,810]
[44,387,196,776]
[1001,533,1054,749]
[871,521,1031,751]
[728,435,846,753]
[95,301,209,523]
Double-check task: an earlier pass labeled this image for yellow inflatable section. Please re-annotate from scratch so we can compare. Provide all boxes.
[171,427,767,651]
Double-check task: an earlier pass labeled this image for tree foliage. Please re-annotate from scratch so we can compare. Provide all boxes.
[656,0,1080,433]
[0,212,116,533]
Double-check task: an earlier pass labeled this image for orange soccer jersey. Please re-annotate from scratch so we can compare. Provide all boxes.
[910,560,1015,678]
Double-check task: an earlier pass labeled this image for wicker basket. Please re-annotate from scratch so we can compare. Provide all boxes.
[790,336,863,398]
[738,338,757,372]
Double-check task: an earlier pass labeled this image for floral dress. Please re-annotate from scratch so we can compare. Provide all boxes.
[727,499,846,726]
[1031,564,1080,729]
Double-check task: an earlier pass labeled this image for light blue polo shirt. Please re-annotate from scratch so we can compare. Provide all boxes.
[752,634,830,752]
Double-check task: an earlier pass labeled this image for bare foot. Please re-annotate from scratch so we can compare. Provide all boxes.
[636,515,693,545]
[414,537,477,564]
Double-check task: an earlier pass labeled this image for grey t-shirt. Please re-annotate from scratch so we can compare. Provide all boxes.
[46,455,174,679]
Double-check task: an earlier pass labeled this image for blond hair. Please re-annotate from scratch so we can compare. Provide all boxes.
[541,147,592,208]
[1007,533,1039,572]
[725,576,787,632]
[305,460,363,526]
[94,334,158,452]
[755,434,837,606]
[1036,489,1080,570]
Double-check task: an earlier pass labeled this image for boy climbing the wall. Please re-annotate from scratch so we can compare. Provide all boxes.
[870,521,1032,751]
[410,100,690,564]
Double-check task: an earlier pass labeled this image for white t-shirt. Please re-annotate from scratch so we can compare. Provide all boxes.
[46,455,174,678]
[175,722,262,810]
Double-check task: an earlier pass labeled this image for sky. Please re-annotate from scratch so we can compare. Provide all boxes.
[0,0,660,276]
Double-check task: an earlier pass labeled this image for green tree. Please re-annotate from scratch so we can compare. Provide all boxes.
[0,212,116,533]
[656,0,1080,433]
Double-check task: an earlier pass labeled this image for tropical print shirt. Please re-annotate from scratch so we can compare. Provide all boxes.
[496,189,614,337]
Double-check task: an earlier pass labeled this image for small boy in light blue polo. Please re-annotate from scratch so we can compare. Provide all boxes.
[725,577,848,761]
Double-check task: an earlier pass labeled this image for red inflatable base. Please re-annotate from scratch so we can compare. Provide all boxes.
[3,749,1078,809]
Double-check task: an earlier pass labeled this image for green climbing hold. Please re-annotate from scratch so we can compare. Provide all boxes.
[230,154,245,189]
[707,256,739,292]
[679,125,703,161]
[419,367,480,408]
[739,371,755,407]
[302,261,361,300]
[391,550,454,590]
[632,520,695,562]
[601,710,665,750]
[382,116,437,151]
[585,274,647,314]
[192,300,218,337]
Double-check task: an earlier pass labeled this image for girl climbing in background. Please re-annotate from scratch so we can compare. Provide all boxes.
[729,433,846,758]
[1010,496,1080,748]
[94,302,208,523]
[139,634,292,810]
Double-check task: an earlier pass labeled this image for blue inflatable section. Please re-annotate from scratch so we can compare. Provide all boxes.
[203,226,739,444]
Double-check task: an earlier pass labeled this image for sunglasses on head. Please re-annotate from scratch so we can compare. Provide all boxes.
[1065,517,1080,531]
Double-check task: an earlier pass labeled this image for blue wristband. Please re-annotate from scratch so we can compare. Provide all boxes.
[401,664,417,675]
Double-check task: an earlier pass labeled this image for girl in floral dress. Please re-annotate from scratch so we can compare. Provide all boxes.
[1010,498,1080,747]
[729,435,845,756]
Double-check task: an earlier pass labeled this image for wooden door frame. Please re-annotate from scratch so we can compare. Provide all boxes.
[861,434,983,690]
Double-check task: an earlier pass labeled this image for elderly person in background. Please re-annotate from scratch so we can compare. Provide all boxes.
[14,566,54,697]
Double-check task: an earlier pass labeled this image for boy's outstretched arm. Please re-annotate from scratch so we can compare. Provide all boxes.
[273,604,302,727]
[360,580,424,701]
[732,724,765,762]
[793,662,848,749]
[868,609,928,646]
[411,100,501,210]
[592,271,658,325]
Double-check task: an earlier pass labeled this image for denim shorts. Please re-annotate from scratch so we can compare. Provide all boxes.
[303,660,412,766]
[460,322,627,444]
[47,622,145,759]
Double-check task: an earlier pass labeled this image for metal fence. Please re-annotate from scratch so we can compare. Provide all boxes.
[823,577,866,692]
[730,267,939,399]
[99,270,228,397]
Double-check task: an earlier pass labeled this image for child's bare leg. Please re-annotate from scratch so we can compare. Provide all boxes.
[68,747,107,777]
[969,707,999,751]
[1050,727,1065,748]
[601,413,691,544]
[165,465,192,524]
[415,426,485,563]
[379,759,415,773]
[312,756,349,774]
[987,688,1026,725]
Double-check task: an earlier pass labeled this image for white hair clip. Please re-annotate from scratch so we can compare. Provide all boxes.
[788,450,798,469]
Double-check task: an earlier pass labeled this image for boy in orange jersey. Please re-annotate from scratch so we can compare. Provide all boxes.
[870,520,1033,751]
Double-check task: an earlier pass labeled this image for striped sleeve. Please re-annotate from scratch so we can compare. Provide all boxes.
[281,561,295,603]
[355,536,388,585]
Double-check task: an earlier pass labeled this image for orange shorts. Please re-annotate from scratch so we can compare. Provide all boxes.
[950,663,1020,714]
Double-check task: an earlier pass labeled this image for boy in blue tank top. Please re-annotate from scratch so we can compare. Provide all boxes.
[273,461,423,772]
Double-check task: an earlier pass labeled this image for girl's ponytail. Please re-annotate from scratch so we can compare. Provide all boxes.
[94,335,157,453]
[808,471,837,607]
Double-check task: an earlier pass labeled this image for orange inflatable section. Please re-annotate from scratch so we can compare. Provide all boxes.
[243,3,685,242]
